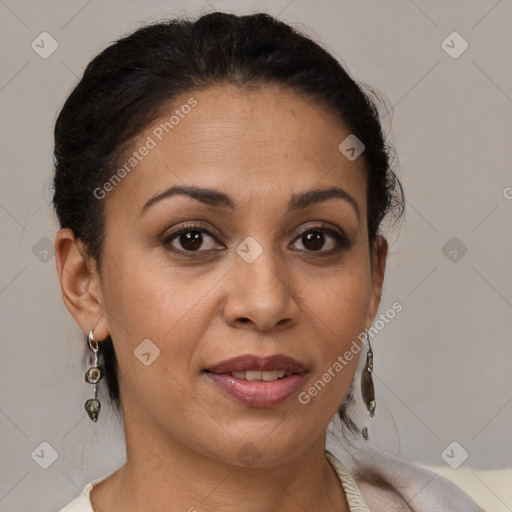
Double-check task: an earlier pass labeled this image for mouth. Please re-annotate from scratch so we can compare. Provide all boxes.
[228,369,290,381]
[204,354,308,407]
[205,354,307,374]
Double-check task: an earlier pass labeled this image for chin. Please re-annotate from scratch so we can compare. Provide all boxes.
[195,422,318,469]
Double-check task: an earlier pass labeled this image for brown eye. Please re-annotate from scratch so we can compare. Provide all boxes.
[177,230,203,251]
[291,226,352,254]
[302,231,325,251]
[163,224,223,255]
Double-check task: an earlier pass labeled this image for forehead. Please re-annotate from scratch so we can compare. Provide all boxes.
[104,84,367,214]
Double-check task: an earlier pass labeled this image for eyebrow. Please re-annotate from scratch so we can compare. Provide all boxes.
[140,184,360,220]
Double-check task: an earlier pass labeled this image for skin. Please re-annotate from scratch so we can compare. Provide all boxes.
[55,84,387,512]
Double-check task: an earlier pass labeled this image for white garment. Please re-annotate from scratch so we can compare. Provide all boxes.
[420,463,512,512]
[335,446,486,511]
[58,449,485,511]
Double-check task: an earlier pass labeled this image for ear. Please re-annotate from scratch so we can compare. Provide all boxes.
[55,228,110,340]
[365,235,388,327]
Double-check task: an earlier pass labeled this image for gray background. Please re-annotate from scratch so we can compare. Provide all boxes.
[0,1,511,511]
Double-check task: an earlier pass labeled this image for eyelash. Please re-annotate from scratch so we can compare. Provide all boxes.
[162,222,353,258]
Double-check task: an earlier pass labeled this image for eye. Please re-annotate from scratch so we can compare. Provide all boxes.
[291,224,352,254]
[163,221,352,257]
[163,223,224,256]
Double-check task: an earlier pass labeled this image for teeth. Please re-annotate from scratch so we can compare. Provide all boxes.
[230,369,287,381]
[245,370,262,381]
[262,370,279,381]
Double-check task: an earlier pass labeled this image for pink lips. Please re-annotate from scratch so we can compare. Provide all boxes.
[204,354,308,408]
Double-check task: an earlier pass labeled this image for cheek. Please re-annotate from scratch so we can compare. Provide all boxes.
[99,252,206,417]
[302,264,371,398]
[101,231,373,359]
[307,262,372,338]
[99,241,219,367]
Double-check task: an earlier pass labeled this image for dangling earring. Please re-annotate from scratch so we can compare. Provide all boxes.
[360,333,375,440]
[84,328,103,422]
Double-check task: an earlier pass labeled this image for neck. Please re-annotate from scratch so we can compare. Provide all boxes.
[91,427,349,512]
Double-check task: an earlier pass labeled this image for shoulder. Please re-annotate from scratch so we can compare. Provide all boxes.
[328,448,486,512]
[419,463,512,512]
[58,470,116,512]
[58,492,94,512]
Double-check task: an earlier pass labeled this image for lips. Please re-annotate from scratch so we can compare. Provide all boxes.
[206,354,307,374]
[204,354,307,407]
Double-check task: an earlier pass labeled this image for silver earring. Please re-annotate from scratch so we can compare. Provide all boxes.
[84,328,103,422]
[360,334,375,440]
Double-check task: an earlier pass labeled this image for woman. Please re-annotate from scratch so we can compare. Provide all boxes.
[54,11,484,511]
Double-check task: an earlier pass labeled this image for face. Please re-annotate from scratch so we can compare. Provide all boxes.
[67,84,386,467]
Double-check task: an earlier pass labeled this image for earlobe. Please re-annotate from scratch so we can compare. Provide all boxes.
[54,228,109,340]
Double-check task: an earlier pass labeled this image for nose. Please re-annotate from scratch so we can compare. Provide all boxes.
[222,245,300,332]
